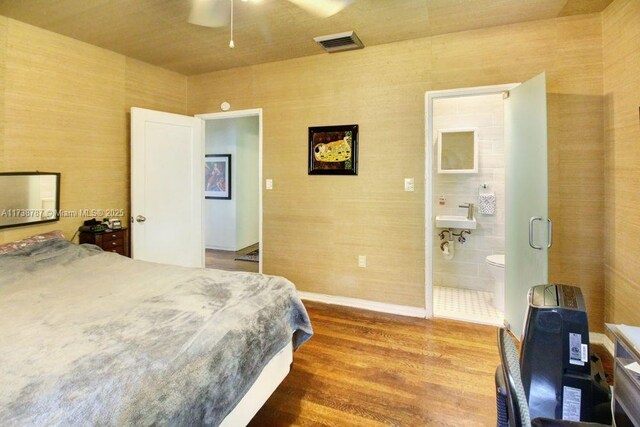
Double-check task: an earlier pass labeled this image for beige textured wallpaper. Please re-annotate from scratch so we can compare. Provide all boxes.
[0,16,8,173]
[188,14,605,328]
[0,18,7,173]
[0,12,610,331]
[0,18,187,244]
[603,0,640,328]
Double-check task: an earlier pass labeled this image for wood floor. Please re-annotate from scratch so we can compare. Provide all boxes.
[249,301,614,426]
[205,243,259,273]
[250,301,502,426]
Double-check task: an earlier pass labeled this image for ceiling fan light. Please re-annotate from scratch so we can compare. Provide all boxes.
[287,0,353,18]
[188,0,230,27]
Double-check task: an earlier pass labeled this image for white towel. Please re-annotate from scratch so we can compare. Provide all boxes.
[478,193,496,215]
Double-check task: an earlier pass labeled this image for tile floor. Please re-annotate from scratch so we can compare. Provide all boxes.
[433,286,504,326]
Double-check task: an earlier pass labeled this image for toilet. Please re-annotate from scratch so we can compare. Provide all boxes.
[485,254,505,312]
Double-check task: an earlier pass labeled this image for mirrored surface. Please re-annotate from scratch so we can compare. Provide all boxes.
[0,173,60,229]
[438,129,478,173]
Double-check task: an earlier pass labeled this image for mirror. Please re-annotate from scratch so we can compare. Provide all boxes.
[437,128,478,173]
[0,172,61,229]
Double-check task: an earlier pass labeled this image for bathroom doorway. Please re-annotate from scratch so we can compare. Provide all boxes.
[425,74,550,333]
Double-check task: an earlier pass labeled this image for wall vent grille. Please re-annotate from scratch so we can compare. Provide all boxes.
[313,31,364,53]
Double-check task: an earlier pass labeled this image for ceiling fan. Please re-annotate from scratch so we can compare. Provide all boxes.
[188,0,354,28]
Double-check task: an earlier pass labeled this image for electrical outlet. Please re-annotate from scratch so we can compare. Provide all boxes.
[358,255,366,268]
[265,179,273,190]
[404,178,414,192]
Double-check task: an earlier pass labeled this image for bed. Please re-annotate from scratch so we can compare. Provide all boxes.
[0,235,313,426]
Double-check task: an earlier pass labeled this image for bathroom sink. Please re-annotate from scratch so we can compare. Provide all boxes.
[435,215,477,229]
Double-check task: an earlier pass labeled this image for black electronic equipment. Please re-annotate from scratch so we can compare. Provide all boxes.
[80,218,107,233]
[520,284,611,423]
[78,224,107,233]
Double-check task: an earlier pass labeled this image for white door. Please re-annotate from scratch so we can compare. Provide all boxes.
[504,72,549,338]
[131,107,203,267]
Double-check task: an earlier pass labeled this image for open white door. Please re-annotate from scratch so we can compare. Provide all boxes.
[131,107,203,267]
[504,72,549,338]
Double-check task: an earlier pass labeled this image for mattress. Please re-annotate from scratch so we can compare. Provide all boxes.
[0,238,313,426]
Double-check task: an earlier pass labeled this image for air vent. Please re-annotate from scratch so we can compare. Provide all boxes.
[313,31,364,53]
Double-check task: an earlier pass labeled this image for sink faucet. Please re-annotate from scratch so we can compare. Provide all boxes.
[459,203,474,220]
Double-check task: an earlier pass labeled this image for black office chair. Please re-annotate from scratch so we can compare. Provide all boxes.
[495,328,610,427]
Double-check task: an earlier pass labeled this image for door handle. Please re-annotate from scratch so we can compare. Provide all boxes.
[136,215,146,223]
[529,216,543,250]
[547,218,553,248]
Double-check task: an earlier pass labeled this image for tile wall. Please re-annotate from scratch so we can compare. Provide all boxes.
[433,94,504,292]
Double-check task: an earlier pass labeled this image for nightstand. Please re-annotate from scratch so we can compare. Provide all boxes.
[79,227,130,257]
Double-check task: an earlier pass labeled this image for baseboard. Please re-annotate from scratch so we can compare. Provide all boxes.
[237,242,259,252]
[298,291,427,318]
[205,245,234,251]
[590,332,614,356]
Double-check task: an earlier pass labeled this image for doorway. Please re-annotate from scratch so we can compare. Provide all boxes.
[425,74,550,335]
[197,109,263,274]
[429,90,509,326]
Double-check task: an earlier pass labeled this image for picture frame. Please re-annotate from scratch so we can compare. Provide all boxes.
[205,154,231,199]
[308,124,358,175]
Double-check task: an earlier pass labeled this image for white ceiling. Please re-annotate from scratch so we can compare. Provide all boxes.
[0,0,613,76]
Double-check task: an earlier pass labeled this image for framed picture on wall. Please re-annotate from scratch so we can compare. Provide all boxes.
[205,154,231,199]
[308,124,358,175]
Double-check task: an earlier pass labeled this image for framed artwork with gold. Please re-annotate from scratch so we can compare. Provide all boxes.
[308,125,358,175]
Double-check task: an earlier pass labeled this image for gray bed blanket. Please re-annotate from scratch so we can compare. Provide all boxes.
[0,239,312,426]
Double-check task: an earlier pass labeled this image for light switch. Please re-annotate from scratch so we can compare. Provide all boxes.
[265,179,273,190]
[404,178,414,192]
[358,255,367,268]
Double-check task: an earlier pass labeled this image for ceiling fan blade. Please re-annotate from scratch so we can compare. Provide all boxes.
[287,0,353,18]
[188,0,230,28]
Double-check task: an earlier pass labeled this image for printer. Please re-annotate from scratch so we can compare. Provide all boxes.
[520,284,611,423]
